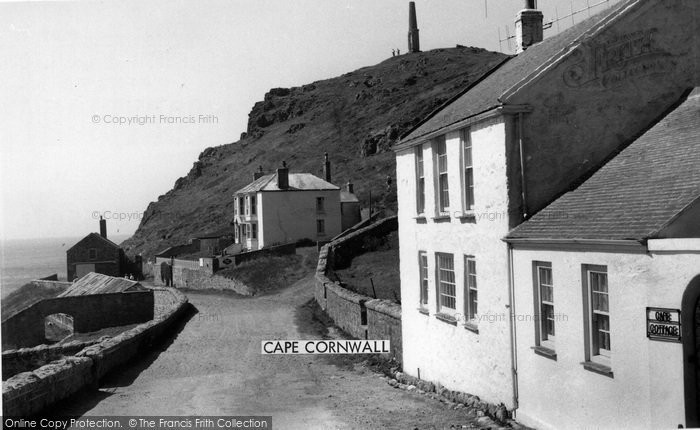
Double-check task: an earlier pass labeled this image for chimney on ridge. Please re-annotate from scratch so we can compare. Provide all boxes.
[515,0,543,53]
[254,165,265,180]
[408,2,420,53]
[277,161,289,189]
[346,181,354,194]
[99,216,107,239]
[323,152,332,183]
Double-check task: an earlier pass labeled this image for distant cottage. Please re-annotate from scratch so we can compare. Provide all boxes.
[66,217,126,281]
[232,155,359,251]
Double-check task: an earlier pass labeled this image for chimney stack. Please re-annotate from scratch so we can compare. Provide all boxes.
[277,161,289,189]
[515,0,543,53]
[99,216,107,239]
[254,165,265,180]
[323,152,332,183]
[408,2,420,53]
[346,181,354,194]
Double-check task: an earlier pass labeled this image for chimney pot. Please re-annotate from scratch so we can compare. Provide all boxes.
[99,216,107,239]
[323,152,332,183]
[277,163,289,189]
[515,2,543,53]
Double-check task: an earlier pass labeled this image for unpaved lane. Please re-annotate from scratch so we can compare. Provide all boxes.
[60,276,483,429]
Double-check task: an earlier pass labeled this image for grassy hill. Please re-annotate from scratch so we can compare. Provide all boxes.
[121,47,509,258]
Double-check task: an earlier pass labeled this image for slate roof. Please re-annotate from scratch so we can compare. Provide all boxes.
[506,88,700,241]
[399,0,635,146]
[58,272,146,297]
[235,173,340,194]
[66,232,120,252]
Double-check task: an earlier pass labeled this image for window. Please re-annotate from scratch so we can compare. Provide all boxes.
[251,223,258,240]
[250,195,256,215]
[238,197,245,216]
[415,146,425,214]
[242,224,248,240]
[317,219,325,235]
[462,129,474,211]
[436,253,455,314]
[419,251,428,308]
[234,197,238,215]
[436,137,449,213]
[88,248,97,260]
[534,262,555,349]
[464,256,477,324]
[316,197,325,213]
[583,265,610,366]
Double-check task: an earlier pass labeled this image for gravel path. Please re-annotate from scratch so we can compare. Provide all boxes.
[58,275,489,429]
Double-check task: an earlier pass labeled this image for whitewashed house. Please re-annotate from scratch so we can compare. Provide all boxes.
[232,161,343,251]
[505,88,700,430]
[394,0,696,415]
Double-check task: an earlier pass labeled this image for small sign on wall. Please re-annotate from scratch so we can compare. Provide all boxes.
[646,307,681,343]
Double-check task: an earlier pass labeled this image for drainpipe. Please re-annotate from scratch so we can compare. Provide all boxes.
[507,242,519,414]
[518,113,528,219]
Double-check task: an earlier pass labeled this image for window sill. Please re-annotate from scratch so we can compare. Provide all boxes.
[581,361,613,378]
[414,215,427,224]
[532,346,557,360]
[463,321,479,334]
[417,308,429,316]
[431,215,451,222]
[435,313,458,326]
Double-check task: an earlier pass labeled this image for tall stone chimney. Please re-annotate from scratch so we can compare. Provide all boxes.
[408,2,420,53]
[99,216,107,239]
[515,0,543,53]
[323,152,331,183]
[254,165,265,180]
[277,161,289,189]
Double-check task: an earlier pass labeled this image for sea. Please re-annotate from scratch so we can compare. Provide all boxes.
[0,235,130,298]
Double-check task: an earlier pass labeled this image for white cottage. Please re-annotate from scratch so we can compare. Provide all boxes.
[505,88,700,430]
[232,162,342,251]
[394,0,696,416]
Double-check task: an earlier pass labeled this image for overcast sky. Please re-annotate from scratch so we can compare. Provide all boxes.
[0,0,621,241]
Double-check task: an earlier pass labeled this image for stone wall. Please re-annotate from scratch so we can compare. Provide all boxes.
[2,288,188,416]
[314,216,402,362]
[2,340,99,380]
[2,291,155,349]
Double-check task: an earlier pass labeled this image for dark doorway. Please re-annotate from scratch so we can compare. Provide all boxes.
[682,275,700,427]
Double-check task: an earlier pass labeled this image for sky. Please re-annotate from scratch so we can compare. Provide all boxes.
[0,0,622,241]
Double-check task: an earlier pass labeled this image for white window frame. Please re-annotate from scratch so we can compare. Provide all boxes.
[583,265,610,366]
[251,223,257,240]
[435,252,456,315]
[434,136,449,215]
[464,255,477,325]
[534,262,555,350]
[461,129,474,212]
[419,251,429,309]
[250,194,257,215]
[415,146,425,215]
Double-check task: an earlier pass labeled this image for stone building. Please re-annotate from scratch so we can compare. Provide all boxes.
[232,159,344,251]
[66,217,125,281]
[505,88,700,429]
[393,0,697,423]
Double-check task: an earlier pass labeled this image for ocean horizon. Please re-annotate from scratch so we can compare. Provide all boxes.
[0,234,131,298]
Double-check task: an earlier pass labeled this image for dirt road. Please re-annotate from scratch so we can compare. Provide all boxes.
[58,275,489,429]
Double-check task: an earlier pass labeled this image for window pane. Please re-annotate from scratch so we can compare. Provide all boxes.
[465,168,474,210]
[437,253,456,310]
[440,174,450,210]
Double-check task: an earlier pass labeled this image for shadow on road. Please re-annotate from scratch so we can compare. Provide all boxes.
[42,303,198,416]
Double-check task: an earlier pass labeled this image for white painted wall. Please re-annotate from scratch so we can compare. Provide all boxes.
[398,116,517,407]
[511,243,700,430]
[258,189,341,247]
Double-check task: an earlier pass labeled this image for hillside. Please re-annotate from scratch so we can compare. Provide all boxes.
[121,46,509,258]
